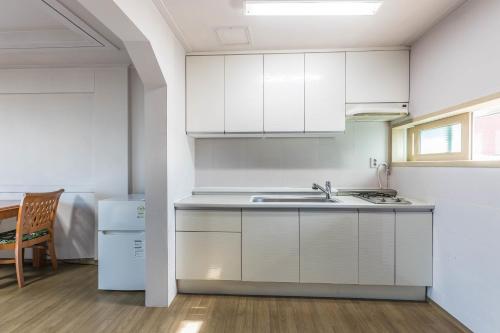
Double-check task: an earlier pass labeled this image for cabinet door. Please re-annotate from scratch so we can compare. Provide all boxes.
[396,212,433,286]
[225,55,264,133]
[242,209,299,282]
[186,56,224,133]
[305,52,346,132]
[264,54,304,132]
[300,210,358,284]
[359,211,395,285]
[176,232,241,281]
[346,50,409,103]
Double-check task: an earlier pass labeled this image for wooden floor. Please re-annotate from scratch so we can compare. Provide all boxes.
[0,263,468,333]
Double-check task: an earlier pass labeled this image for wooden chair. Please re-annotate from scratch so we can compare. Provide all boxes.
[0,189,64,287]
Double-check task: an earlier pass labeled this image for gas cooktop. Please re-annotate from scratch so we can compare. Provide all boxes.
[350,190,412,205]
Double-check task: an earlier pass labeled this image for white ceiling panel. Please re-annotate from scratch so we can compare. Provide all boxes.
[0,0,118,50]
[161,0,467,52]
[0,0,130,66]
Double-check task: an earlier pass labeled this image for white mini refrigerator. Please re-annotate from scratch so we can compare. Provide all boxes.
[98,195,145,290]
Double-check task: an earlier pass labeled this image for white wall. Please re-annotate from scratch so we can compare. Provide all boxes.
[196,122,389,188]
[0,66,128,259]
[409,0,500,118]
[129,66,145,194]
[392,1,500,332]
[77,0,195,307]
[113,0,195,307]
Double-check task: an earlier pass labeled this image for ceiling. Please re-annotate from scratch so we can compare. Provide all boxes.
[0,0,130,66]
[161,0,467,52]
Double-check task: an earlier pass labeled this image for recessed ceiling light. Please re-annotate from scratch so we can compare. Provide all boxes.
[245,0,383,16]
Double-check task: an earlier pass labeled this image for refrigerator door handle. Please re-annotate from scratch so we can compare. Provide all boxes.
[100,230,145,235]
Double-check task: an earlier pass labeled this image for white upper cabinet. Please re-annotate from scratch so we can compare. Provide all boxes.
[346,50,409,103]
[264,53,305,132]
[225,55,264,133]
[305,52,346,132]
[186,56,224,133]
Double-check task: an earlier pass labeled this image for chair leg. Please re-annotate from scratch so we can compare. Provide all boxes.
[15,246,25,288]
[32,248,39,268]
[48,237,57,271]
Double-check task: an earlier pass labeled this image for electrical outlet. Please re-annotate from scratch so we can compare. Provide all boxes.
[370,157,378,168]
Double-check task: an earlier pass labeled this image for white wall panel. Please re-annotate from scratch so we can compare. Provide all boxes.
[0,68,94,94]
[129,67,145,194]
[0,94,93,187]
[0,67,128,259]
[195,121,389,188]
[391,2,500,331]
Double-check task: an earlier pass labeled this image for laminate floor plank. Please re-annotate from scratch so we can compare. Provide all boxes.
[0,264,469,333]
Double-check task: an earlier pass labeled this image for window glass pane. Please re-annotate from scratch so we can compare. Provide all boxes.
[420,124,461,155]
[473,110,500,160]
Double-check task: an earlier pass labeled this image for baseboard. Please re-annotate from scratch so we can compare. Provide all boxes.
[178,280,427,301]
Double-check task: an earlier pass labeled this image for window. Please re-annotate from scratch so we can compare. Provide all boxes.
[392,95,500,165]
[473,107,500,161]
[407,113,470,161]
[420,123,461,154]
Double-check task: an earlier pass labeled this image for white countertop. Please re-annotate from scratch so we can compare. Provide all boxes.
[175,194,434,210]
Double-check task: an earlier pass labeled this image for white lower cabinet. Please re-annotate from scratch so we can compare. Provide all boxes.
[395,212,433,286]
[242,209,299,282]
[300,210,358,284]
[175,208,433,289]
[359,211,395,285]
[176,232,241,281]
[176,209,241,281]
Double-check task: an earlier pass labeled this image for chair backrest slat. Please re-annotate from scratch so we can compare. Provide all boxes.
[17,189,64,235]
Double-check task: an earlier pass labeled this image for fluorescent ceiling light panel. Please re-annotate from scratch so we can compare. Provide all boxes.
[245,0,383,16]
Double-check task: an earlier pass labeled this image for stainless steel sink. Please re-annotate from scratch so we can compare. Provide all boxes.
[251,196,339,203]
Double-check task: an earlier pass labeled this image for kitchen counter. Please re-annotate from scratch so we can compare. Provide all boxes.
[175,194,434,210]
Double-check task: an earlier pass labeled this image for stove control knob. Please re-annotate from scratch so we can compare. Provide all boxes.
[380,198,386,202]
[396,198,401,202]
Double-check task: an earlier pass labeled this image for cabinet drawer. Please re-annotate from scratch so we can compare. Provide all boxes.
[176,232,241,280]
[176,209,241,232]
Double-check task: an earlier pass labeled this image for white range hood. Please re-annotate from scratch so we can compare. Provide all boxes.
[346,103,409,121]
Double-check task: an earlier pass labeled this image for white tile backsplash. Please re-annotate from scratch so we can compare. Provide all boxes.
[195,121,389,188]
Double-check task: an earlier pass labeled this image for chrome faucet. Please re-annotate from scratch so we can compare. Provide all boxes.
[312,181,332,199]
